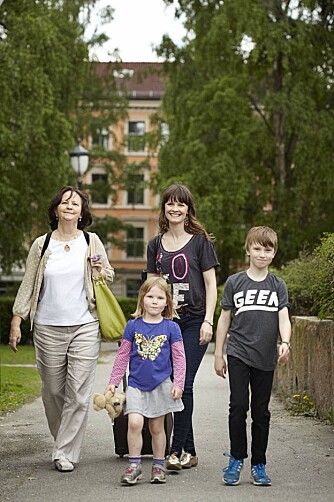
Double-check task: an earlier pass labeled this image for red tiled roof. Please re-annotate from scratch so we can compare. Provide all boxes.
[96,62,165,99]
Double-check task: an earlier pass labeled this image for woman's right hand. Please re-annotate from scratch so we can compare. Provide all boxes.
[9,317,22,353]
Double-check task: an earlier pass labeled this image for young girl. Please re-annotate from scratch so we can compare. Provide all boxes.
[106,277,186,485]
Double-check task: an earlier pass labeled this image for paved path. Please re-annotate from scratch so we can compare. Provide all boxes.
[0,344,333,502]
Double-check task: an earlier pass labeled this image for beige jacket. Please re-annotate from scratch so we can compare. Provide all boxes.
[12,232,115,329]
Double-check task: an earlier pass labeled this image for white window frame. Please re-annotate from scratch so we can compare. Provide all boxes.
[126,120,146,154]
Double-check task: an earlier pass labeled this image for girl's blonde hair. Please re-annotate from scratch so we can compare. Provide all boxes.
[244,226,278,253]
[132,277,176,320]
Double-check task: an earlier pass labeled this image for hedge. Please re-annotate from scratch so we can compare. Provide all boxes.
[0,296,137,345]
[272,232,334,319]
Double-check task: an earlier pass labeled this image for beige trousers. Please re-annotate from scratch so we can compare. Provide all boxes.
[33,321,100,463]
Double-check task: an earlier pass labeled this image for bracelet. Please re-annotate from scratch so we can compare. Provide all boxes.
[282,341,291,349]
[204,319,213,327]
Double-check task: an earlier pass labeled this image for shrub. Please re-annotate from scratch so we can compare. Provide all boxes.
[273,232,334,319]
[0,296,138,345]
[117,297,138,320]
[313,233,334,319]
[271,254,318,316]
[214,284,224,324]
[0,297,31,345]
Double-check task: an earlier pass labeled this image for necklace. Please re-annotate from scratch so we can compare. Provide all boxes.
[54,230,80,252]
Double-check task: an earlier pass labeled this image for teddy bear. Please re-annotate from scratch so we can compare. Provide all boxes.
[93,391,126,423]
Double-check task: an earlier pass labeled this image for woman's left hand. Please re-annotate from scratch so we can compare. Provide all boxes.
[89,255,102,273]
[199,321,213,345]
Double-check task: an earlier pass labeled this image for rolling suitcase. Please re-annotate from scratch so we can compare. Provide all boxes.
[112,374,173,457]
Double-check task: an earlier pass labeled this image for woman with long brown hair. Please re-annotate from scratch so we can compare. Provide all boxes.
[147,183,219,471]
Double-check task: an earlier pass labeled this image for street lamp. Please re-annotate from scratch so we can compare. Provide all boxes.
[69,138,89,190]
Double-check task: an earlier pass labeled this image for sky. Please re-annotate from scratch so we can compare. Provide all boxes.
[87,0,186,62]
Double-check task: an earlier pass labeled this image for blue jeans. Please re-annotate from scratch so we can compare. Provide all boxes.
[171,314,207,456]
[227,355,274,465]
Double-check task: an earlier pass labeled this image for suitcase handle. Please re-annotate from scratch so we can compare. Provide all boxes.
[122,374,127,392]
[118,340,128,391]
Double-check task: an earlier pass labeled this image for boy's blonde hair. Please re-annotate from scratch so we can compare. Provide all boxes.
[132,276,176,320]
[244,226,278,253]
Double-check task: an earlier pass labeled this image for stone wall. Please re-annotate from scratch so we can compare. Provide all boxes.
[273,316,334,423]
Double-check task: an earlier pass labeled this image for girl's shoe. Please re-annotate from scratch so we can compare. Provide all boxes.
[151,465,166,483]
[180,452,198,469]
[121,463,143,485]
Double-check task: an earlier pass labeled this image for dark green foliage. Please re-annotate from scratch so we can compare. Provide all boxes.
[158,1,334,280]
[116,297,138,322]
[0,1,133,273]
[0,296,32,345]
[273,233,334,319]
[271,257,318,316]
[313,233,334,319]
[0,0,95,272]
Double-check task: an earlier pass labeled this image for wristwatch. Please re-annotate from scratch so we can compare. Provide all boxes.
[281,341,291,349]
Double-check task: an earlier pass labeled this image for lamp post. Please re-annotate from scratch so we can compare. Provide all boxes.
[69,138,89,190]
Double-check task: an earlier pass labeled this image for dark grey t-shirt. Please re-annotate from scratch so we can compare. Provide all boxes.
[147,233,219,316]
[221,271,290,371]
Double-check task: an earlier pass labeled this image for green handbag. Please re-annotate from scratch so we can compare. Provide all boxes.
[93,274,127,341]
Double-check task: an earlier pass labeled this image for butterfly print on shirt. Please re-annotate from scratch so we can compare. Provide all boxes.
[134,332,167,361]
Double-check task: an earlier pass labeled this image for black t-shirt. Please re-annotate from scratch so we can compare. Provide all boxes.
[221,270,290,371]
[147,233,219,316]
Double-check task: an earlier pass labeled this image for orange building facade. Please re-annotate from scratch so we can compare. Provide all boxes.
[85,63,165,297]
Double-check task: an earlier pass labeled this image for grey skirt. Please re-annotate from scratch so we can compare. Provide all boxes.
[125,377,184,418]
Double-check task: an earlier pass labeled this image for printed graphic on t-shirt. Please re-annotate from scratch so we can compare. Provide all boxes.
[134,332,167,361]
[172,282,190,309]
[234,289,279,315]
[171,253,189,280]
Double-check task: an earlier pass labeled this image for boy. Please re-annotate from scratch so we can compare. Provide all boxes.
[214,226,291,486]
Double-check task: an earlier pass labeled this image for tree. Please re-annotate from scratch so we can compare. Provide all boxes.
[0,0,90,271]
[158,0,334,279]
[0,0,130,272]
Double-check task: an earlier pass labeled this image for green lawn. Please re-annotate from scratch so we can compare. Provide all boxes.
[0,344,108,415]
[1,344,36,364]
[0,345,41,415]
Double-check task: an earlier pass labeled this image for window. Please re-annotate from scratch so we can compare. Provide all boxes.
[128,121,145,152]
[92,128,110,149]
[113,69,134,79]
[126,279,141,298]
[91,174,108,204]
[161,122,169,143]
[126,227,144,258]
[127,174,145,205]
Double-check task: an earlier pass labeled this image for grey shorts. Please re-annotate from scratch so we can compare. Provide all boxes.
[125,377,184,418]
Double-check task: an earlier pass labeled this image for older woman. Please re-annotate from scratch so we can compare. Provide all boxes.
[9,186,114,472]
[147,183,219,471]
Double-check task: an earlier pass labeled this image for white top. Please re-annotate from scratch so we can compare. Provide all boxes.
[34,233,95,326]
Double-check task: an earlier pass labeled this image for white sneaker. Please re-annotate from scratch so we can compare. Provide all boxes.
[54,457,74,472]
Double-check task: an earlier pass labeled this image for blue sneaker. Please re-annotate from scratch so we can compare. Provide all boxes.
[251,464,271,486]
[222,452,243,485]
